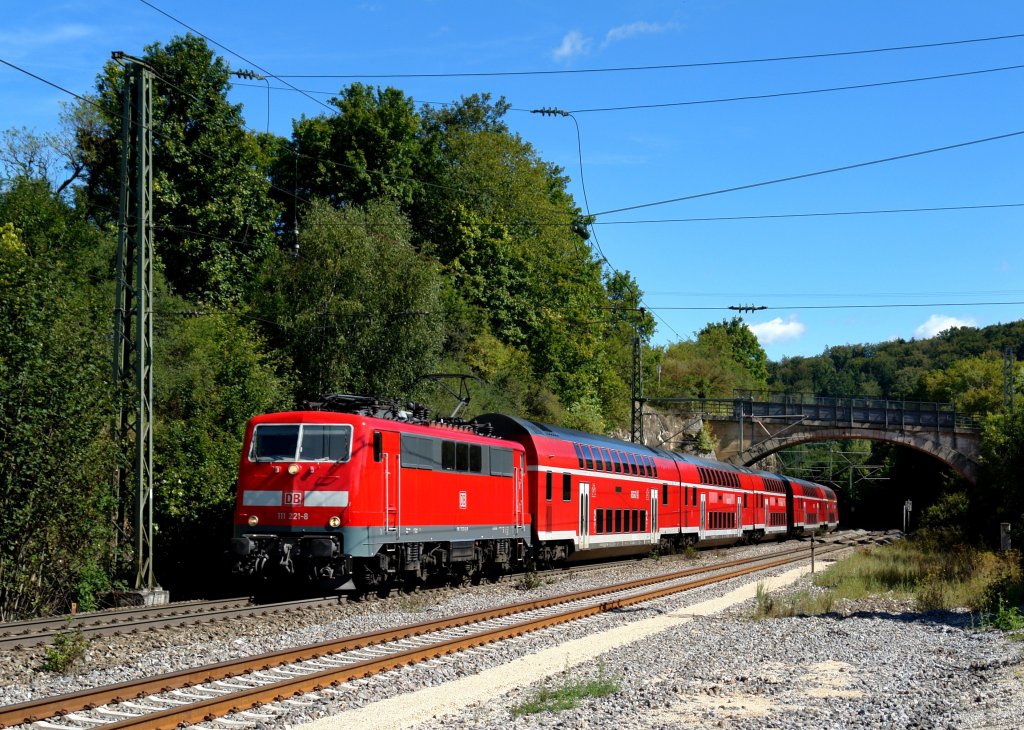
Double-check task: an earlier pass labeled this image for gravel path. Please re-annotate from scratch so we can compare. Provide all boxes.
[1,536,1020,730]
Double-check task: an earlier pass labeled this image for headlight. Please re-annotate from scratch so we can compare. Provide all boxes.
[287,463,301,475]
[247,515,259,527]
[328,516,341,528]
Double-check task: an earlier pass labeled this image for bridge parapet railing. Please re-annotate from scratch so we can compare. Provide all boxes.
[654,392,982,431]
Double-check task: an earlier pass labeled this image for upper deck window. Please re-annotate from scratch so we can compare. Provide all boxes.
[250,424,352,463]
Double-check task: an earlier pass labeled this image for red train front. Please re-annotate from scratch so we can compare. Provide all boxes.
[230,399,529,591]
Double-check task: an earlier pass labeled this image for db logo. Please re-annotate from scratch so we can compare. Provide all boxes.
[284,491,303,506]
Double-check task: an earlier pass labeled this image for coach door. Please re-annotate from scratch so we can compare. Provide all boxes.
[650,488,659,544]
[514,453,525,534]
[578,482,590,549]
[699,492,707,539]
[378,431,400,533]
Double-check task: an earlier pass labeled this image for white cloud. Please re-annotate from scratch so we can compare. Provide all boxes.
[749,316,807,345]
[602,21,678,47]
[913,314,977,339]
[552,30,591,61]
[0,24,94,52]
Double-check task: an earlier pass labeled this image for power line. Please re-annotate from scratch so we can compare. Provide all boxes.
[593,129,1024,217]
[651,300,1024,312]
[135,0,335,114]
[0,58,90,103]
[568,63,1024,114]
[272,32,1024,79]
[591,202,1024,225]
[532,107,681,340]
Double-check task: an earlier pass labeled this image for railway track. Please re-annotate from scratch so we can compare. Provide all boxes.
[0,532,882,730]
[0,596,345,651]
[0,531,870,651]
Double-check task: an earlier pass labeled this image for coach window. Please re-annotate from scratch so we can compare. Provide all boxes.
[692,486,698,505]
[595,509,604,534]
[610,450,622,473]
[743,494,748,508]
[615,509,622,533]
[640,510,647,531]
[605,509,613,534]
[661,483,669,506]
[592,446,605,471]
[626,453,638,475]
[601,448,613,472]
[573,442,585,468]
[545,472,553,501]
[631,509,638,532]
[582,445,595,470]
[562,473,572,501]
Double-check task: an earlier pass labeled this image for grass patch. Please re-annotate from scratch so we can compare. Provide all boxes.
[752,540,1024,630]
[752,582,835,618]
[516,570,544,591]
[511,664,619,716]
[41,624,88,672]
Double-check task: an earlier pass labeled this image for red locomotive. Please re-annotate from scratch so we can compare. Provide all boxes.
[229,397,838,591]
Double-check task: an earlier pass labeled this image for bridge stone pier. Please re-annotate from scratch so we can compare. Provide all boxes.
[657,395,982,484]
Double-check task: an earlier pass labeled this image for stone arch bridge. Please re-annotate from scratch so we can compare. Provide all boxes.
[647,395,983,484]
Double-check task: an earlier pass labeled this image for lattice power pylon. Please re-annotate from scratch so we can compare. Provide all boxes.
[112,57,156,592]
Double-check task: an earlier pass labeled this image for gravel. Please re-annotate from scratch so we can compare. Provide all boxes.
[1,535,1021,730]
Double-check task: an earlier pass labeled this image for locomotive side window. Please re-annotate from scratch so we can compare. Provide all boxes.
[489,447,514,476]
[562,473,572,501]
[469,445,482,473]
[250,424,299,461]
[442,441,456,470]
[545,472,553,501]
[455,443,469,471]
[373,432,383,462]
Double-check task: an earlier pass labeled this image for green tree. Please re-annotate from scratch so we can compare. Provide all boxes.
[257,199,445,400]
[976,408,1024,545]
[697,318,769,392]
[0,183,117,619]
[918,355,1008,415]
[76,34,280,304]
[274,82,422,214]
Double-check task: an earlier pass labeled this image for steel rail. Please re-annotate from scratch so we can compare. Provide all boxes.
[0,536,867,729]
[79,543,858,729]
[0,596,355,651]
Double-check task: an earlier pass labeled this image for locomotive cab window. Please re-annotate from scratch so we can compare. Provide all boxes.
[250,423,352,463]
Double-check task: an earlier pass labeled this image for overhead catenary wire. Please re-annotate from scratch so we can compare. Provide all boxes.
[5,54,1021,238]
[565,63,1024,114]
[271,32,1024,79]
[592,129,1024,217]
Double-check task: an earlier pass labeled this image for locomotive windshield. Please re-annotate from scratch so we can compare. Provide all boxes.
[249,424,353,462]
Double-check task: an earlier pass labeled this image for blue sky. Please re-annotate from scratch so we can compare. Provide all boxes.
[2,1,1023,360]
